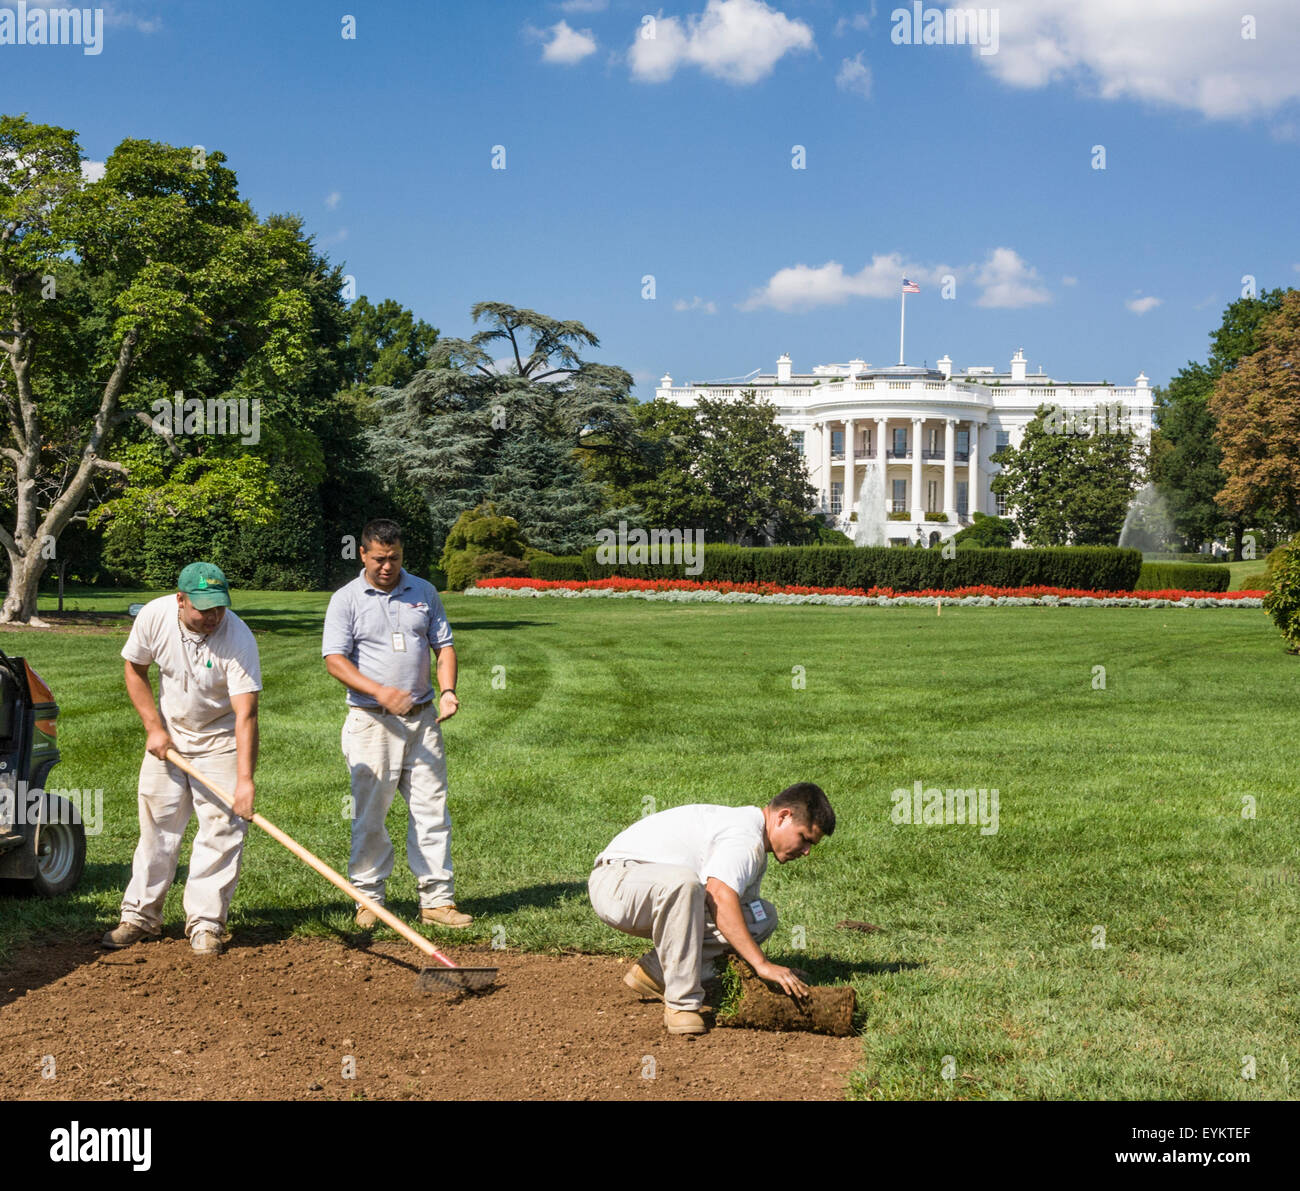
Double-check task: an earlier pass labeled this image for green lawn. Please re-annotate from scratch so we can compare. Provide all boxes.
[3,587,1298,1100]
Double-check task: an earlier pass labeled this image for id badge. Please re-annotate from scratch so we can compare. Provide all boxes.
[391,632,406,652]
[749,900,767,921]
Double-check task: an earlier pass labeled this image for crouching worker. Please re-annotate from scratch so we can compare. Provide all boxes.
[101,563,261,957]
[588,782,835,1035]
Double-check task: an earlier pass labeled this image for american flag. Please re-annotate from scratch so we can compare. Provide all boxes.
[902,278,920,293]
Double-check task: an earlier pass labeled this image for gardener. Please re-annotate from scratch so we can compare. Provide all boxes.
[588,782,835,1035]
[321,518,470,930]
[102,562,262,957]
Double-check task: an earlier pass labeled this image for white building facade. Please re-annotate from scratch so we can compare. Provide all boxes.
[655,349,1153,545]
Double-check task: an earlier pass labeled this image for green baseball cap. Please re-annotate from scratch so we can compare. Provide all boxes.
[178,562,231,610]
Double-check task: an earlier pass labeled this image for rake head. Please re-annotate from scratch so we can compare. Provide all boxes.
[417,965,498,993]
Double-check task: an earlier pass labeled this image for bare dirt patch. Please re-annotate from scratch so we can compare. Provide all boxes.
[0,935,860,1100]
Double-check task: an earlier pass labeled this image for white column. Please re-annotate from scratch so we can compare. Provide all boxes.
[843,418,856,519]
[820,421,832,511]
[968,423,979,517]
[875,416,889,516]
[910,418,923,522]
[943,418,957,518]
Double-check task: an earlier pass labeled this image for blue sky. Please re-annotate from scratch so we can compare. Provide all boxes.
[3,0,1298,395]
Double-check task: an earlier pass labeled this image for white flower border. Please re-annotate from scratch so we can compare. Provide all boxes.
[465,586,1263,609]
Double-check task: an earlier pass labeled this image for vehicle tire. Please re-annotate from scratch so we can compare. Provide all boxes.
[29,795,86,898]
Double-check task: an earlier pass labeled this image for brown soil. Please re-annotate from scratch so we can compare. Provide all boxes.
[709,956,856,1036]
[0,611,131,635]
[0,935,860,1100]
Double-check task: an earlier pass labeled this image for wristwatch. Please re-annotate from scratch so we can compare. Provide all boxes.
[439,688,457,697]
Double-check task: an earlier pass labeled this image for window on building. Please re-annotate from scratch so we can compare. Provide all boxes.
[927,480,939,513]
[956,429,969,459]
[893,427,908,457]
[957,481,969,516]
[892,478,906,513]
[995,429,1010,454]
[928,427,940,454]
[831,481,843,515]
[791,430,805,455]
[995,492,1007,516]
[831,429,844,456]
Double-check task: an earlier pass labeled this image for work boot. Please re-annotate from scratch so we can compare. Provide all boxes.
[100,921,160,949]
[623,958,665,1000]
[355,904,381,929]
[190,929,224,956]
[664,1008,707,1035]
[421,904,473,928]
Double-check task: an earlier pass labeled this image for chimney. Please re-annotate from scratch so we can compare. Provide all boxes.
[1135,372,1149,390]
[848,358,865,379]
[937,354,952,379]
[1010,348,1027,383]
[776,353,792,384]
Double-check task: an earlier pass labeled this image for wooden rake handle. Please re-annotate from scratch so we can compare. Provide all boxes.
[164,748,460,971]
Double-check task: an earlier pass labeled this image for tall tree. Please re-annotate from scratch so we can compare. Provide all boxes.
[0,116,319,620]
[367,302,640,553]
[992,405,1146,546]
[1209,289,1300,537]
[1150,363,1226,551]
[598,392,819,546]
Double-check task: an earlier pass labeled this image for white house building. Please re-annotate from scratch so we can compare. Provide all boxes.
[655,349,1153,545]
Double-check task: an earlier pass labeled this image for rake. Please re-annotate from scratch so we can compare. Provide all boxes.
[165,749,496,992]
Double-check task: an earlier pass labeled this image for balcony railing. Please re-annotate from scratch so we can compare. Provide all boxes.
[886,448,909,459]
[922,449,944,460]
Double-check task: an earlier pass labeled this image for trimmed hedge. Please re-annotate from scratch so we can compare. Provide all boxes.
[1142,552,1230,564]
[579,544,1144,592]
[530,554,587,582]
[1136,563,1230,591]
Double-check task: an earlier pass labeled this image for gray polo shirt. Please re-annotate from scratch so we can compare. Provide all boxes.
[321,568,454,708]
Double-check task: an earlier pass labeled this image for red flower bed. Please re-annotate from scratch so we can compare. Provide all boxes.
[475,576,1266,600]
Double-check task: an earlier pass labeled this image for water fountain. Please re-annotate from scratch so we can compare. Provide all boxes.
[854,462,888,547]
[1118,483,1176,553]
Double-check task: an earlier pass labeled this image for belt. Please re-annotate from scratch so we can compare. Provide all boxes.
[595,857,641,867]
[368,700,432,716]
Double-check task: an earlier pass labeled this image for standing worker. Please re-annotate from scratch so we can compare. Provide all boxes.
[102,562,262,956]
[589,783,835,1034]
[321,518,471,929]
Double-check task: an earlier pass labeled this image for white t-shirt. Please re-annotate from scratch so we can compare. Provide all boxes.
[121,596,262,756]
[596,804,769,901]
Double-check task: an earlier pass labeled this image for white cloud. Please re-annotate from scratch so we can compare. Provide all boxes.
[80,159,106,183]
[1126,294,1163,315]
[541,19,598,64]
[674,296,718,313]
[325,191,341,211]
[1061,274,1078,286]
[628,0,814,85]
[836,52,872,99]
[559,0,608,12]
[320,228,349,248]
[834,7,876,37]
[741,247,1051,311]
[973,247,1051,308]
[974,0,1300,120]
[740,254,949,311]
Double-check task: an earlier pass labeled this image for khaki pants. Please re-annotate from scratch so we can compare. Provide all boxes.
[588,860,777,1011]
[120,749,247,938]
[342,704,454,909]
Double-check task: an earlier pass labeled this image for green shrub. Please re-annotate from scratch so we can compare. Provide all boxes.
[1263,542,1300,651]
[952,512,1016,549]
[1136,563,1230,592]
[923,512,949,523]
[442,550,480,592]
[887,511,911,522]
[438,503,526,572]
[473,551,531,579]
[531,554,587,581]
[1238,571,1272,592]
[579,544,1143,591]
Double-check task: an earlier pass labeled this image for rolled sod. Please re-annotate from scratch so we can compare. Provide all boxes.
[706,956,856,1036]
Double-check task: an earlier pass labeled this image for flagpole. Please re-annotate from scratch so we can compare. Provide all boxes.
[899,287,906,365]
